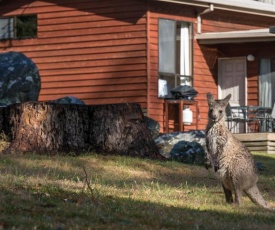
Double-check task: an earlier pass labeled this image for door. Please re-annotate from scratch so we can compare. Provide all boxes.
[218,57,247,132]
[218,57,246,105]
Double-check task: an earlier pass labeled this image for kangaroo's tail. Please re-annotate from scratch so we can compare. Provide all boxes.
[245,185,272,210]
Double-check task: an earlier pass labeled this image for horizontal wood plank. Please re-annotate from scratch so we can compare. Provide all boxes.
[0,0,148,107]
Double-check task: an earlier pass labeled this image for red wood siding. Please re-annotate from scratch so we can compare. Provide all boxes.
[0,0,148,108]
[148,1,275,133]
[2,0,275,134]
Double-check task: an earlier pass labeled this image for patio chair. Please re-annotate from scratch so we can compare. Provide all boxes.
[266,103,275,132]
[252,106,273,132]
[226,103,246,133]
[272,103,275,131]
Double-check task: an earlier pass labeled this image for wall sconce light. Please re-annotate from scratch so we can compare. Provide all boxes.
[247,54,255,62]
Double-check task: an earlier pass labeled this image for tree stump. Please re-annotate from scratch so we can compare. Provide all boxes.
[1,102,164,159]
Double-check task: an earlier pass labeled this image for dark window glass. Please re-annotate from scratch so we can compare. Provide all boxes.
[16,15,37,39]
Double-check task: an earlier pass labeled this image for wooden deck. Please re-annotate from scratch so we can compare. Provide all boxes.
[234,133,275,154]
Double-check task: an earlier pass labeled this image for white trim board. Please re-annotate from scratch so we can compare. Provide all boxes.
[154,0,275,17]
[196,28,275,44]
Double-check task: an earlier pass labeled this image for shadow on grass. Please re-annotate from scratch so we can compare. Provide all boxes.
[0,185,275,229]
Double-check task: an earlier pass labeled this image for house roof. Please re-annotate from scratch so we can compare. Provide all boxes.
[155,0,275,17]
[195,28,275,44]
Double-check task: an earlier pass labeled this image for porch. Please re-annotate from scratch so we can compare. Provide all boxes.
[234,132,275,154]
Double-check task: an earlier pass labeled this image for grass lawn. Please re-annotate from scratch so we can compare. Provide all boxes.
[0,144,274,229]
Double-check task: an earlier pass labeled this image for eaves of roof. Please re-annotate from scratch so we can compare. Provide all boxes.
[195,28,275,44]
[154,0,275,18]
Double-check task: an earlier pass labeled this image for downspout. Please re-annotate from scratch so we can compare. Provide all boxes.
[197,4,214,34]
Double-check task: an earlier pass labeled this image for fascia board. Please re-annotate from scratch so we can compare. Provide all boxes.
[195,29,275,44]
[155,0,275,17]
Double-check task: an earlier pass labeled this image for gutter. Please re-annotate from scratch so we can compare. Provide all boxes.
[154,0,275,18]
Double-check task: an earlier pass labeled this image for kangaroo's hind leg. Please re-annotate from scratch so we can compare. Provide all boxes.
[222,184,233,203]
[233,186,243,205]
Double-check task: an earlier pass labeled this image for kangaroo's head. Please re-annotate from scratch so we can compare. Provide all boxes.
[206,93,231,123]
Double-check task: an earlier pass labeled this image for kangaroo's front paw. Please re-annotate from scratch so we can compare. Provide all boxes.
[204,158,212,170]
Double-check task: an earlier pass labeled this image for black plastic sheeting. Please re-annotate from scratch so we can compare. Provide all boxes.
[170,85,198,100]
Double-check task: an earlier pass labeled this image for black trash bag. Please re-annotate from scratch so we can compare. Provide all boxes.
[170,85,198,100]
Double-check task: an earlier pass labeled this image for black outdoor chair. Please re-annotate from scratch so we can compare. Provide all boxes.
[252,107,273,132]
[226,104,246,133]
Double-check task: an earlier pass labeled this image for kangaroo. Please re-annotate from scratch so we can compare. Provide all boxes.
[205,92,271,209]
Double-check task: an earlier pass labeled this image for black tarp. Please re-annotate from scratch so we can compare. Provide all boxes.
[170,85,198,100]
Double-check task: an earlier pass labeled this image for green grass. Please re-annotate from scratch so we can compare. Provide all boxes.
[0,147,274,229]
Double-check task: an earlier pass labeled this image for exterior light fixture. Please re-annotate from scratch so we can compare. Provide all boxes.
[247,54,255,62]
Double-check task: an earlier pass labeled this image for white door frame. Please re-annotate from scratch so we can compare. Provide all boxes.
[218,57,247,105]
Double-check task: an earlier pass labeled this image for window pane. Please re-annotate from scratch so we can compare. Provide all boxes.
[180,22,191,76]
[259,58,275,107]
[16,15,37,39]
[159,19,175,74]
[271,59,275,106]
[0,18,14,39]
[176,22,192,78]
[158,75,174,98]
[259,59,272,106]
[180,76,192,86]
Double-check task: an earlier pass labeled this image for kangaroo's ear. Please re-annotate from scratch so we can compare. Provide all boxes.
[206,92,215,105]
[221,94,231,106]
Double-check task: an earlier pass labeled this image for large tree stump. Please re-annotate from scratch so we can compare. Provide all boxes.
[1,102,164,159]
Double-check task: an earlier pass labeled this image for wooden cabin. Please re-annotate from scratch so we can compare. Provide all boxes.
[1,0,275,134]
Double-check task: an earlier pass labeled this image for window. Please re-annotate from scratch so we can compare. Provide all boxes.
[158,19,193,98]
[0,15,37,40]
[259,58,275,107]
